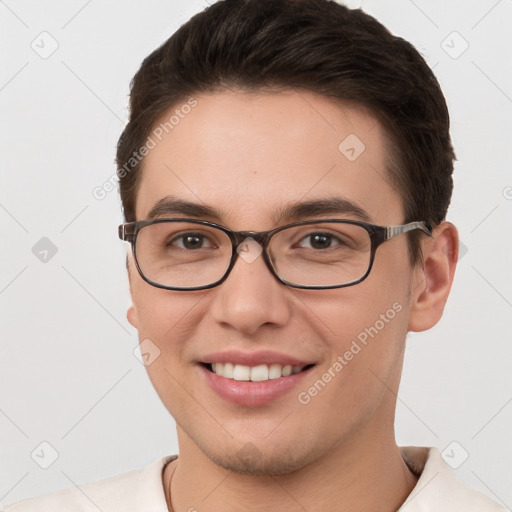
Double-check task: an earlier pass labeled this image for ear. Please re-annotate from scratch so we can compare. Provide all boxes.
[408,221,459,332]
[125,253,139,329]
[127,303,139,329]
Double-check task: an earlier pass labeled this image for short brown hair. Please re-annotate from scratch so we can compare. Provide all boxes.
[116,0,455,262]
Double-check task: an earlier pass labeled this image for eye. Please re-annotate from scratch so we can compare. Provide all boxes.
[297,232,343,250]
[170,232,215,250]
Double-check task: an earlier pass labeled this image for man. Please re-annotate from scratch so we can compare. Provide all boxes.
[5,0,506,510]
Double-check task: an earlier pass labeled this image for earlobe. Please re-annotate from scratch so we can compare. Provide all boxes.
[407,221,459,332]
[127,303,139,329]
[125,253,139,329]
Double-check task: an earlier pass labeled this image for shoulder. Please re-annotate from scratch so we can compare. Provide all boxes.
[399,446,506,512]
[3,456,175,512]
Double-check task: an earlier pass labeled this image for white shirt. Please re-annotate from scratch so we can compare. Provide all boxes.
[3,447,506,511]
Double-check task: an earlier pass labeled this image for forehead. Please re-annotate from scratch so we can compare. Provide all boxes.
[135,89,403,227]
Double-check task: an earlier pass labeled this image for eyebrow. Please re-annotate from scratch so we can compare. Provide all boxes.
[145,195,371,224]
[274,197,371,224]
[146,196,223,221]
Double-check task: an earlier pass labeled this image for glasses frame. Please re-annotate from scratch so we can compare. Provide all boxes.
[118,218,433,291]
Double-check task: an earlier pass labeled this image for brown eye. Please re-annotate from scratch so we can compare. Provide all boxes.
[298,232,342,250]
[169,232,214,250]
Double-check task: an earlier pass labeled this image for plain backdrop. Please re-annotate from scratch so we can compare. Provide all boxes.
[1,0,511,508]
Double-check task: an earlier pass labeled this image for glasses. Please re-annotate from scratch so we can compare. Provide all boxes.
[118,218,432,291]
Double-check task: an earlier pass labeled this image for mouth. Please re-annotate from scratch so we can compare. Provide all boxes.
[202,362,316,381]
[199,356,317,406]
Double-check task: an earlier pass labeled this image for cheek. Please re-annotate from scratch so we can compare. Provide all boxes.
[131,287,206,414]
[130,281,208,384]
[294,257,411,388]
[296,271,409,345]
[295,292,409,424]
[132,281,199,337]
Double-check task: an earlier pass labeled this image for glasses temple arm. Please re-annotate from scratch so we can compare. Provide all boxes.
[385,221,433,240]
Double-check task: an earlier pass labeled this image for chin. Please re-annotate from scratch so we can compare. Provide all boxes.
[199,438,321,476]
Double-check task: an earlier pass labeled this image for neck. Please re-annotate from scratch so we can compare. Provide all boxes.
[164,427,417,512]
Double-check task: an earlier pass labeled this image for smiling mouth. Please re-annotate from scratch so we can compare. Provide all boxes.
[202,362,315,382]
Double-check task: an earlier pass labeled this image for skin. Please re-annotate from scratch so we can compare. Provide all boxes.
[125,89,459,512]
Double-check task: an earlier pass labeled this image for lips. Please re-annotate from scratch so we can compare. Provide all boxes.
[199,350,316,406]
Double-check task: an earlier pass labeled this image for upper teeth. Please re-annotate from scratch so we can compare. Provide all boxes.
[211,363,306,381]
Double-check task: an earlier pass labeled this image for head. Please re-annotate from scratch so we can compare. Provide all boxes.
[117,0,458,474]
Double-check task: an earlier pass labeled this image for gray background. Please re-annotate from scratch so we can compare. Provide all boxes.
[1,0,511,508]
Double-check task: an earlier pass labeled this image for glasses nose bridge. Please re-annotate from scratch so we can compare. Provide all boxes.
[231,229,273,249]
[227,229,280,283]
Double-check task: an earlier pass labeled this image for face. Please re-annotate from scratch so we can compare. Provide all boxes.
[126,89,423,474]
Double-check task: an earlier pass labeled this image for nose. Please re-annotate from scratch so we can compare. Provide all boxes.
[210,238,292,335]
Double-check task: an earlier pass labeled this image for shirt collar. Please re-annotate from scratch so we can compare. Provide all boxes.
[398,446,505,511]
